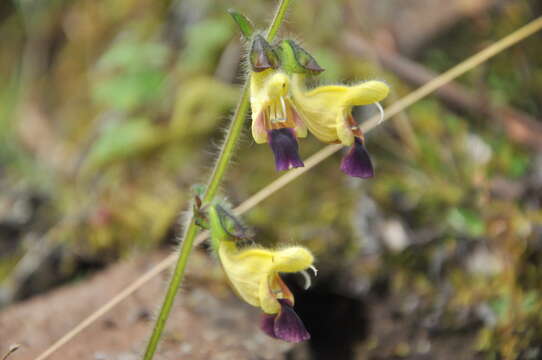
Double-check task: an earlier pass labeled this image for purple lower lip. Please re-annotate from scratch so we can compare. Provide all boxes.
[260,299,310,343]
[268,128,304,171]
[340,137,374,178]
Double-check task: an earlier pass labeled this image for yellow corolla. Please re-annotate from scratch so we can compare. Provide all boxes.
[218,239,314,342]
[291,74,388,145]
[218,240,313,313]
[291,74,389,178]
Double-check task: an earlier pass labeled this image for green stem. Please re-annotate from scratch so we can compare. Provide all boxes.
[204,0,291,202]
[142,1,291,359]
[266,0,291,42]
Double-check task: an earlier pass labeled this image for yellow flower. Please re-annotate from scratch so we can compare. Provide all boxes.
[291,74,389,177]
[291,74,388,145]
[218,240,313,313]
[218,239,314,342]
[250,69,307,171]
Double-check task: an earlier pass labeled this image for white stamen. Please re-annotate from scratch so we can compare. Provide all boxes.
[280,96,287,119]
[309,265,318,276]
[300,270,312,290]
[375,102,384,124]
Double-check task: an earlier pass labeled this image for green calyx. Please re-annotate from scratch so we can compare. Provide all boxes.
[228,10,323,76]
[208,204,252,251]
[228,9,255,40]
[276,40,324,75]
[250,34,280,72]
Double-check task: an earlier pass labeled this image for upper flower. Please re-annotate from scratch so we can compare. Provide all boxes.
[290,74,389,147]
[250,70,307,145]
[247,34,390,177]
[290,73,389,178]
[249,36,307,171]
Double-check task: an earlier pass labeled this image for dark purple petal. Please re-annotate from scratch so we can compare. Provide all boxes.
[273,299,311,343]
[268,128,304,171]
[340,137,374,178]
[260,313,278,339]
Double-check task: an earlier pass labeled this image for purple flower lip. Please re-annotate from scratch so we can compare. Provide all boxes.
[268,128,304,171]
[260,299,310,343]
[340,137,374,178]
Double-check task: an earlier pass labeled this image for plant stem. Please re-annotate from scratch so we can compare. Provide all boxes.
[142,1,291,359]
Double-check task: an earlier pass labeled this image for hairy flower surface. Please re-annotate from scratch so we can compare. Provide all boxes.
[218,239,313,342]
[291,74,389,177]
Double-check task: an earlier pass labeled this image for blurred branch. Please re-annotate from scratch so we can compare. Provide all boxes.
[342,32,542,152]
[1,344,19,360]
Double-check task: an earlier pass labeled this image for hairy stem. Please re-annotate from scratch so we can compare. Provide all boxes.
[142,1,291,359]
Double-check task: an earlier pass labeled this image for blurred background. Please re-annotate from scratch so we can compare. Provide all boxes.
[1,0,542,359]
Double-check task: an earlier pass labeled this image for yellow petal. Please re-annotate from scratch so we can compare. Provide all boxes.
[286,98,307,139]
[250,71,291,144]
[251,110,268,144]
[259,275,281,314]
[218,241,315,314]
[336,111,355,146]
[291,75,389,145]
[271,246,314,273]
[218,241,273,308]
[264,72,289,99]
[290,75,342,143]
[343,80,389,106]
[250,71,272,132]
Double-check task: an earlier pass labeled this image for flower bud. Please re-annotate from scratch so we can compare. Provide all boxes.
[276,40,324,75]
[250,35,280,72]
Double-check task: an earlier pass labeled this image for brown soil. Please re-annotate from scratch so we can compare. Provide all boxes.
[0,249,291,360]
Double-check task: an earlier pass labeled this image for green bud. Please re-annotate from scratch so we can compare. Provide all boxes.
[208,204,253,251]
[250,34,280,72]
[276,40,324,75]
[192,185,209,230]
[228,9,255,40]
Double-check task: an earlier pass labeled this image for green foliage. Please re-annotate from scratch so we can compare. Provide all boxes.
[83,118,167,172]
[92,38,169,111]
[447,208,485,237]
[180,18,234,73]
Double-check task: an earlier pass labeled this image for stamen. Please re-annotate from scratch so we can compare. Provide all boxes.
[271,99,287,123]
[309,265,318,276]
[299,270,312,290]
[375,102,384,124]
[280,96,287,119]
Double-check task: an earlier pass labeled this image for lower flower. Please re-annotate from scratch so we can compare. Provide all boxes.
[217,239,314,342]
